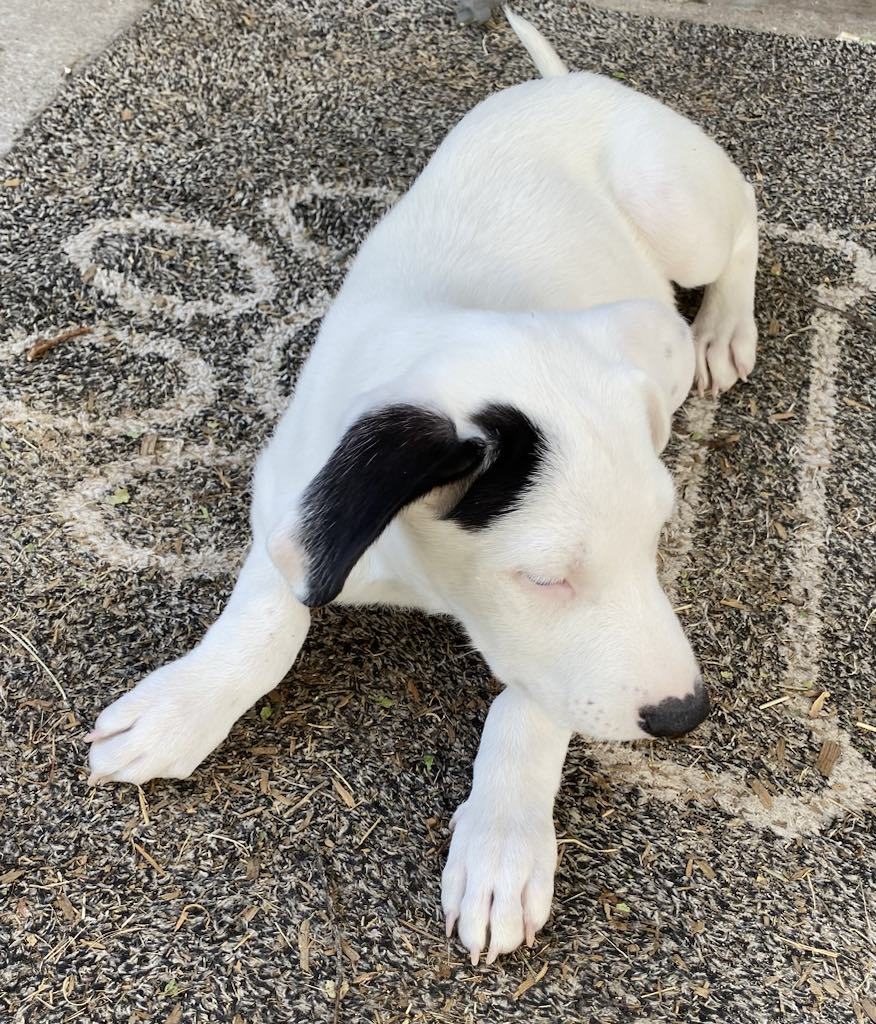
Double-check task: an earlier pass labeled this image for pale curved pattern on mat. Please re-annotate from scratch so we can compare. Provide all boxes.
[1,3,874,1023]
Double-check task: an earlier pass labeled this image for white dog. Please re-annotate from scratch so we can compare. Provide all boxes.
[87,9,757,964]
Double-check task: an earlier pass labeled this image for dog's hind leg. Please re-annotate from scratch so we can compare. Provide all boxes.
[604,95,758,395]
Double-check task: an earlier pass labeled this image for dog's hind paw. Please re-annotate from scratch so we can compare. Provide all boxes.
[692,291,757,397]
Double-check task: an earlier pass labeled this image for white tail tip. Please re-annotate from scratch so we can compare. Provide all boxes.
[503,5,569,78]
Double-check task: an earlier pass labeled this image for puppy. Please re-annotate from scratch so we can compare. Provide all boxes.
[88,9,758,964]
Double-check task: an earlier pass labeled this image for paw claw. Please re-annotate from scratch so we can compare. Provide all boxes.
[441,800,556,965]
[86,659,239,787]
[692,296,757,396]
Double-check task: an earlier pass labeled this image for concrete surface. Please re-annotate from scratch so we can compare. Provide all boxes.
[0,0,151,155]
[1,1,874,158]
[589,0,876,40]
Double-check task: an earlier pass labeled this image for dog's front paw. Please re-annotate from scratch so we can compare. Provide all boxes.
[441,798,557,965]
[692,291,757,397]
[87,658,242,786]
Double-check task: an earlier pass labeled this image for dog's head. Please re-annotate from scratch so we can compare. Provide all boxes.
[269,300,707,740]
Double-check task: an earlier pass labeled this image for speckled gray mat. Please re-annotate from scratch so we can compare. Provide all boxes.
[1,2,874,1022]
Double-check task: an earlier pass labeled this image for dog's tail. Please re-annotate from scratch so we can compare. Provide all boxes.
[503,6,568,78]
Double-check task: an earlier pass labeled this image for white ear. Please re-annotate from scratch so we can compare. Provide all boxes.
[632,369,674,453]
[589,300,695,452]
[612,300,695,414]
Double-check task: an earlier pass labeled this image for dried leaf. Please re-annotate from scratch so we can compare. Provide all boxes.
[809,690,830,717]
[55,893,80,924]
[860,998,876,1023]
[749,779,774,810]
[331,777,355,808]
[140,432,159,456]
[512,962,548,1000]
[696,859,717,880]
[298,918,311,973]
[816,740,842,777]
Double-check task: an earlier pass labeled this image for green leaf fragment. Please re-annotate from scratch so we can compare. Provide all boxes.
[107,486,130,505]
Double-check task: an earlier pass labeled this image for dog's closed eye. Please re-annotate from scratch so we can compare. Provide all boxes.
[518,571,573,595]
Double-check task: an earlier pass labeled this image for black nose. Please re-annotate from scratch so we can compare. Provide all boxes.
[639,678,710,738]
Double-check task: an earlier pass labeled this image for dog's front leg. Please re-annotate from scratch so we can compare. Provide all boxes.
[442,687,571,964]
[87,548,310,785]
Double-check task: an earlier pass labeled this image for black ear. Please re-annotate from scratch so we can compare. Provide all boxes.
[287,404,486,607]
[446,403,546,530]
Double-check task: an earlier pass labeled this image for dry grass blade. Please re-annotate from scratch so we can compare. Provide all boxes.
[173,903,211,933]
[512,962,548,1000]
[355,818,380,848]
[775,935,838,958]
[759,695,790,710]
[131,841,165,875]
[25,324,92,361]
[331,777,356,809]
[137,786,150,825]
[0,623,69,703]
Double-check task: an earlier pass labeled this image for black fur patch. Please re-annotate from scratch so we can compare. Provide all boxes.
[297,405,486,607]
[446,404,546,530]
